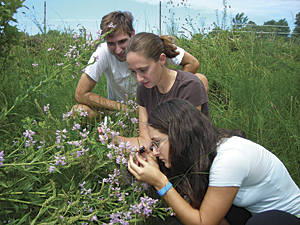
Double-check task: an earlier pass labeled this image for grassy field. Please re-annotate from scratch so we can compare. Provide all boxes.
[0,27,299,224]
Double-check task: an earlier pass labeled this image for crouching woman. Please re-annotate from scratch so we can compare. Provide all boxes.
[128,99,300,225]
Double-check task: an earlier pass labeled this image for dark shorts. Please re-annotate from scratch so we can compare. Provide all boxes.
[226,205,300,225]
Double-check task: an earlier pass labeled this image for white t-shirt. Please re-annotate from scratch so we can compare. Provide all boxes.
[210,136,300,216]
[85,42,185,101]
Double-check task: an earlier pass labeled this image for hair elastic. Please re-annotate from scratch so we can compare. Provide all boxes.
[157,181,172,197]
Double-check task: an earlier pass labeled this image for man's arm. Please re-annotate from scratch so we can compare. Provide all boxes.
[75,73,126,111]
[179,51,200,73]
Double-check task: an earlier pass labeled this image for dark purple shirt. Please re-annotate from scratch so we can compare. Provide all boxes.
[137,70,210,118]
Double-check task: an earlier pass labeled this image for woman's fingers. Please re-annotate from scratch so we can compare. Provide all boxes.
[141,149,159,169]
[128,154,163,185]
[128,155,139,176]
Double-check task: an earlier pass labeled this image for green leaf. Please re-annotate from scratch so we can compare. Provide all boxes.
[0,129,10,134]
[30,206,49,224]
[40,92,49,98]
[5,210,13,214]
[26,86,35,95]
[0,181,8,188]
[16,211,31,225]
[30,149,44,164]
[158,213,166,220]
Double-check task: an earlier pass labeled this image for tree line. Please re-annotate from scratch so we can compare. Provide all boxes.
[231,12,300,39]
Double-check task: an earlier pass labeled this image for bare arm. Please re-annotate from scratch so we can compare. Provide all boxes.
[160,185,237,225]
[128,155,238,225]
[117,105,152,148]
[179,51,200,74]
[75,73,126,111]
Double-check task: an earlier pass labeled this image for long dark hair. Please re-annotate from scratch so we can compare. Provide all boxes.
[148,99,245,209]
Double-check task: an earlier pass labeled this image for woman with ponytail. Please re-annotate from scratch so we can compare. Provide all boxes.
[117,32,209,148]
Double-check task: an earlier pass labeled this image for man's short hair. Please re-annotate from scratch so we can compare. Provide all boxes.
[101,11,134,39]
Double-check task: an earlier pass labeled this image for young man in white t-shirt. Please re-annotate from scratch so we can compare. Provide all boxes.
[72,11,208,121]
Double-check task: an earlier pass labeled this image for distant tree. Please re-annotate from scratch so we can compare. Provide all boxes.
[276,19,291,35]
[0,0,25,80]
[292,12,300,37]
[248,21,256,25]
[232,12,249,29]
[258,18,290,38]
[246,21,257,30]
[264,19,276,26]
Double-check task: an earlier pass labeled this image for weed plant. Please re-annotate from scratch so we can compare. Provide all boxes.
[0,29,172,224]
[0,16,300,224]
[177,30,300,179]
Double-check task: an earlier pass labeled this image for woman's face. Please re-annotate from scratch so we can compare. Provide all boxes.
[127,51,166,89]
[148,126,171,168]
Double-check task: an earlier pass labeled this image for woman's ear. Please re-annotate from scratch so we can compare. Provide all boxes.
[159,53,167,65]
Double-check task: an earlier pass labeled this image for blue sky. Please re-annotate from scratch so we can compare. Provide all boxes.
[15,0,300,37]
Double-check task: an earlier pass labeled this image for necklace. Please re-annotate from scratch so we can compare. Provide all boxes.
[155,69,171,105]
[155,86,165,105]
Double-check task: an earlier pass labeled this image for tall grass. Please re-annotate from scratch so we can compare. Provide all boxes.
[178,31,300,179]
[0,25,299,223]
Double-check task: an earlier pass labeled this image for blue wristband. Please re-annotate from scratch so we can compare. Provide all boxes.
[157,182,172,197]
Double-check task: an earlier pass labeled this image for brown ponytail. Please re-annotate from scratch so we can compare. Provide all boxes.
[126,32,179,61]
[160,35,180,58]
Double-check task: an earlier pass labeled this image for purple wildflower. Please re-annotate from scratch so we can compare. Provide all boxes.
[76,108,88,117]
[130,196,158,218]
[73,33,80,39]
[44,104,50,114]
[107,152,112,159]
[23,130,36,147]
[54,154,66,166]
[73,140,81,147]
[63,109,73,121]
[108,22,116,28]
[72,123,81,130]
[37,140,45,149]
[116,156,121,164]
[122,157,127,165]
[131,117,138,124]
[91,215,97,221]
[0,151,4,167]
[49,166,55,173]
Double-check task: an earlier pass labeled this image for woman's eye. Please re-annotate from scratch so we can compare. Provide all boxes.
[151,142,158,149]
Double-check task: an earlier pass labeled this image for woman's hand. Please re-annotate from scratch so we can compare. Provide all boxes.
[128,154,166,186]
[138,147,159,169]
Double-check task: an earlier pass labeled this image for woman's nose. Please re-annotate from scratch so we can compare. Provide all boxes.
[136,73,144,83]
[152,148,160,157]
